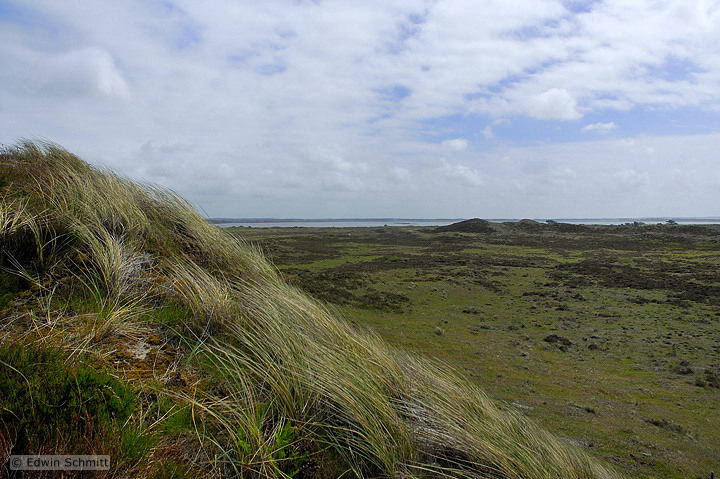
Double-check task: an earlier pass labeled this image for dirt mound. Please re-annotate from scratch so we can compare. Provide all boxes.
[506,219,591,233]
[434,218,496,233]
[506,219,544,231]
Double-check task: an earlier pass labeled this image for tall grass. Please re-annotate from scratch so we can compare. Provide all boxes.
[0,141,625,478]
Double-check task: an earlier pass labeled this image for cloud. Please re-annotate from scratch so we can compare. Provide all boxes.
[613,169,650,189]
[442,138,468,151]
[51,47,130,98]
[437,160,484,187]
[0,44,130,99]
[526,88,580,120]
[482,118,511,138]
[389,166,412,183]
[582,122,617,133]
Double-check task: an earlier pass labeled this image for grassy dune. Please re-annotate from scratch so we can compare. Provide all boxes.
[0,142,624,478]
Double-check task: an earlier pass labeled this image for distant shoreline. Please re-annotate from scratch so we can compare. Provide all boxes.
[212,217,720,228]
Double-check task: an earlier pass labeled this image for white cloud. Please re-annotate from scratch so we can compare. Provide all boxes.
[437,160,484,187]
[482,119,511,138]
[389,167,412,183]
[549,167,577,186]
[0,44,130,99]
[613,169,650,189]
[41,47,131,98]
[582,122,617,133]
[442,138,468,151]
[526,88,580,120]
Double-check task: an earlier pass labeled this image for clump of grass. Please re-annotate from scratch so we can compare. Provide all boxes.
[0,141,626,478]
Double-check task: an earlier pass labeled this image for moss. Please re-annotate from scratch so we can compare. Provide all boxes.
[0,270,27,310]
[149,303,193,328]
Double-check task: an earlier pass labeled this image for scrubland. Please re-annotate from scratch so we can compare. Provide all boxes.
[236,218,720,479]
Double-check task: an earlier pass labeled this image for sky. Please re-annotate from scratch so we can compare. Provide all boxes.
[1,0,720,219]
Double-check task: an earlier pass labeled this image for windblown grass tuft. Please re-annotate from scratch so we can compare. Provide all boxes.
[0,141,625,478]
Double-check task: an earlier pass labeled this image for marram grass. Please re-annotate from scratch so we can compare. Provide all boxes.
[0,141,625,478]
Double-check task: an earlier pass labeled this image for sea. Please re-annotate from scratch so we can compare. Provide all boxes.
[213,217,720,228]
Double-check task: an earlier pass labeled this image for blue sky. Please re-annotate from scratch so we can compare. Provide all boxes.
[1,0,719,218]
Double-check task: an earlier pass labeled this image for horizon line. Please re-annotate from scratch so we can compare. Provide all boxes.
[210,216,720,223]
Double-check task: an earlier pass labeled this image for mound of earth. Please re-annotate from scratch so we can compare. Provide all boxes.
[508,219,590,233]
[509,219,545,231]
[434,218,496,233]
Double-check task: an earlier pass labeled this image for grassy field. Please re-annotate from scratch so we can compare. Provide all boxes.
[234,220,720,479]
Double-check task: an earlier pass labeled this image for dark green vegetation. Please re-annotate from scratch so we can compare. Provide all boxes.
[1,143,625,478]
[235,218,720,479]
[0,345,148,471]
